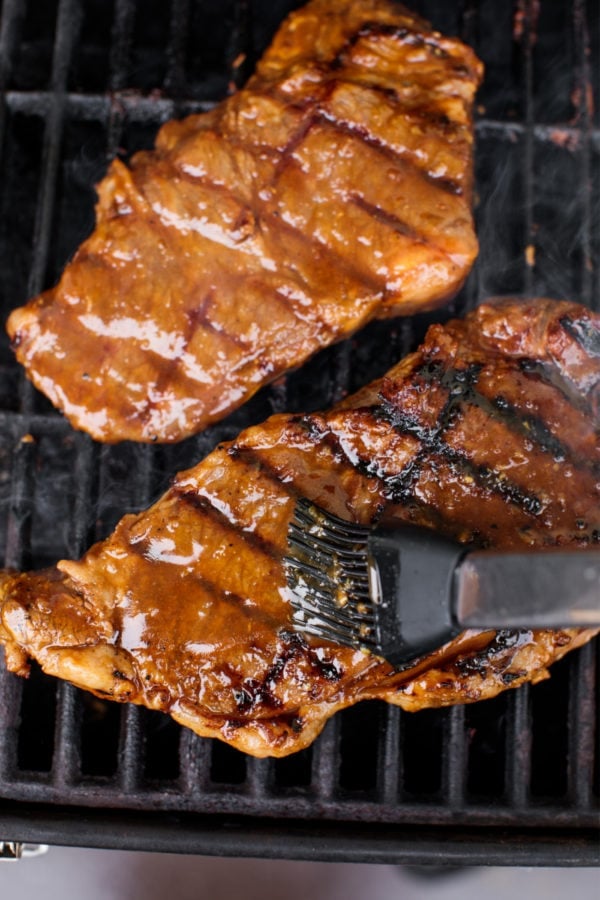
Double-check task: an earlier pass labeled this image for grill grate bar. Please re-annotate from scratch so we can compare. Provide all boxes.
[1,763,597,826]
[246,757,272,798]
[227,0,255,90]
[441,705,468,808]
[67,435,98,558]
[3,90,211,121]
[108,0,137,93]
[117,705,144,793]
[0,662,21,782]
[310,717,340,801]
[379,704,401,803]
[520,0,537,298]
[179,730,211,796]
[567,641,597,808]
[0,433,37,783]
[504,684,532,808]
[572,0,594,308]
[25,0,82,300]
[165,0,191,97]
[3,89,600,147]
[21,0,83,417]
[0,0,25,167]
[4,435,36,571]
[113,444,154,791]
[0,0,25,89]
[51,683,81,788]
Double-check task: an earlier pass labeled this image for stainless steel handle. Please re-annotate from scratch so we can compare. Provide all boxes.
[455,549,600,629]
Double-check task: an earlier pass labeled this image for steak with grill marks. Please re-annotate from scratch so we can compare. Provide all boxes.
[0,298,598,757]
[6,0,482,443]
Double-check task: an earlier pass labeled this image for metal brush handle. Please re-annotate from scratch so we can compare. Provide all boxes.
[454,550,600,629]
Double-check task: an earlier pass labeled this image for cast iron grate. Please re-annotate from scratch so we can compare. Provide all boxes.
[0,0,598,849]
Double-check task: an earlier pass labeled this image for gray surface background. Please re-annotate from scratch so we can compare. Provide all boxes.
[0,849,598,899]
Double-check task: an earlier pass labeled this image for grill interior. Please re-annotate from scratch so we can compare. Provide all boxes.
[0,0,598,862]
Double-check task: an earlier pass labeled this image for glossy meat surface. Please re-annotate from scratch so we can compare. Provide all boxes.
[1,298,598,756]
[7,0,482,443]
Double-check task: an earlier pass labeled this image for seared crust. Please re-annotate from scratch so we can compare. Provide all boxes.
[1,298,598,756]
[7,0,482,443]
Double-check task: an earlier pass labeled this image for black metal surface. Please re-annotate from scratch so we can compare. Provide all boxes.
[0,0,598,863]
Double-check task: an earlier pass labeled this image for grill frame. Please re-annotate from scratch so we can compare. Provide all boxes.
[0,0,598,864]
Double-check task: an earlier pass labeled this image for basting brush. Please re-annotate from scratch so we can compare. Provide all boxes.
[283,499,600,668]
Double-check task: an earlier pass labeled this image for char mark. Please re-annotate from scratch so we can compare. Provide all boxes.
[172,486,282,561]
[376,400,543,517]
[186,291,251,352]
[227,444,305,498]
[233,631,343,714]
[518,358,592,416]
[351,21,452,61]
[417,361,596,473]
[291,411,486,540]
[488,395,570,463]
[124,542,276,630]
[351,193,422,241]
[318,112,463,196]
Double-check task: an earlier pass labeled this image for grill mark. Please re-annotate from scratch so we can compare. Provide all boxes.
[351,193,421,241]
[190,280,334,352]
[322,78,464,137]
[270,286,336,341]
[290,412,481,539]
[227,444,300,497]
[518,358,592,416]
[368,364,473,505]
[266,74,467,153]
[124,544,276,632]
[164,157,343,340]
[234,632,343,714]
[276,107,322,172]
[560,315,600,358]
[376,399,543,516]
[349,194,458,271]
[172,486,283,561]
[231,87,464,270]
[341,21,454,62]
[317,109,463,196]
[475,392,597,471]
[261,209,384,295]
[173,92,465,308]
[414,360,596,473]
[185,290,251,353]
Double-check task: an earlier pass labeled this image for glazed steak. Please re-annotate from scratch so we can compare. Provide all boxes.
[0,298,598,757]
[7,0,482,442]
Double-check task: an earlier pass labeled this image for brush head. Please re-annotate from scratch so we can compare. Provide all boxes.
[283,498,466,668]
[283,499,382,652]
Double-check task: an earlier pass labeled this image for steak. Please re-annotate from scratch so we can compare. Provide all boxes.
[7,0,482,443]
[0,298,598,757]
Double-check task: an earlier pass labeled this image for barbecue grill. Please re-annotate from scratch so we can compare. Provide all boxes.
[0,0,598,866]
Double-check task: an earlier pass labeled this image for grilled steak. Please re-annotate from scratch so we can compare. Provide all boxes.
[1,298,598,757]
[7,0,482,443]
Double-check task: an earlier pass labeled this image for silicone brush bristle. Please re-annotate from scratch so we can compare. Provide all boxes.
[283,499,380,650]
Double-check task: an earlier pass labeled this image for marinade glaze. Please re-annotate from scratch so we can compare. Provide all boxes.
[7,0,482,442]
[0,299,598,757]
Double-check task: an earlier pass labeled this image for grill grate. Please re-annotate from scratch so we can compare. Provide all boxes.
[0,0,598,861]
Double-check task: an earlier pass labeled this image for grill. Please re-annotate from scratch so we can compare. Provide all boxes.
[0,0,598,866]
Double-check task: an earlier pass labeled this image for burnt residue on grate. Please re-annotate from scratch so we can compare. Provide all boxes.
[0,0,598,855]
